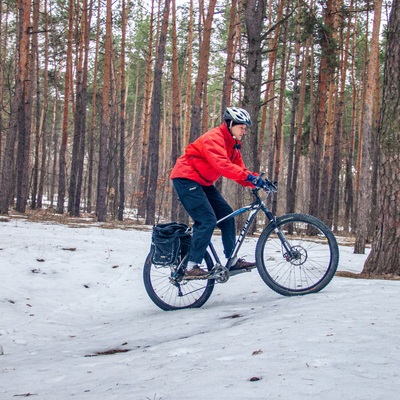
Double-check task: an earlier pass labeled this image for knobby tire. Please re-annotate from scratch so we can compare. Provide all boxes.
[143,250,215,311]
[256,213,339,296]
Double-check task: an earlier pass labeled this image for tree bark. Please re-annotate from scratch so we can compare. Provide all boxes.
[241,0,266,172]
[145,0,171,225]
[265,0,284,179]
[57,0,74,214]
[182,0,194,148]
[189,0,217,143]
[286,3,302,215]
[238,0,266,231]
[330,0,354,231]
[118,0,127,221]
[137,0,155,217]
[0,0,3,161]
[354,0,382,253]
[221,0,238,117]
[272,10,289,214]
[30,0,40,210]
[87,0,101,214]
[308,0,335,222]
[170,0,186,222]
[97,0,113,222]
[15,0,33,213]
[37,0,50,209]
[363,0,400,276]
[69,0,92,216]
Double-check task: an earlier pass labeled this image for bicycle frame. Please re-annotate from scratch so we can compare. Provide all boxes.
[208,188,277,268]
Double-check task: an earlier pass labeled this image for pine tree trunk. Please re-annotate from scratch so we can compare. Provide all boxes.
[0,3,19,214]
[309,0,335,221]
[343,14,359,232]
[319,0,340,225]
[97,0,113,222]
[221,0,238,117]
[188,0,217,143]
[118,0,127,221]
[363,0,400,276]
[319,0,341,224]
[49,75,60,209]
[272,15,289,215]
[354,0,382,254]
[290,38,311,214]
[286,5,302,215]
[241,0,266,172]
[170,0,185,222]
[182,0,194,148]
[87,0,101,214]
[137,0,155,217]
[239,0,266,231]
[69,1,85,216]
[145,0,171,225]
[30,0,40,210]
[37,0,49,209]
[331,0,354,231]
[15,0,33,213]
[57,0,74,214]
[0,0,3,161]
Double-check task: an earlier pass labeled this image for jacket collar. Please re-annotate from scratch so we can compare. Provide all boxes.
[221,123,241,150]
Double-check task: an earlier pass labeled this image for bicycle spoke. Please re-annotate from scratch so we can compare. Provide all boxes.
[143,252,215,310]
[256,214,339,296]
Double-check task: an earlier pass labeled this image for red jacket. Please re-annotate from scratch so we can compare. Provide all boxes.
[170,123,256,187]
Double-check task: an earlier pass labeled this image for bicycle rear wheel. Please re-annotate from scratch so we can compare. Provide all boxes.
[143,251,215,311]
[256,213,339,296]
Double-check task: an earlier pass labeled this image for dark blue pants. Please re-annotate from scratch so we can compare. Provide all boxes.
[172,178,235,264]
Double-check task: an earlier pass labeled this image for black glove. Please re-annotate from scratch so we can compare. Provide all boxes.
[246,174,265,188]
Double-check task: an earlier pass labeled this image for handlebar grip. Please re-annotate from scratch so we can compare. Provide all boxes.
[263,179,277,191]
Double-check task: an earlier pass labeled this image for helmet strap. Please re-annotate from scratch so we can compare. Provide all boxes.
[228,121,240,148]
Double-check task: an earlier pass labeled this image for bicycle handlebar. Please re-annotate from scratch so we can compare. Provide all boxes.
[262,178,277,192]
[257,173,277,192]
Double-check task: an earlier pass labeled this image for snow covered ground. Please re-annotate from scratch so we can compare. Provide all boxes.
[0,217,399,400]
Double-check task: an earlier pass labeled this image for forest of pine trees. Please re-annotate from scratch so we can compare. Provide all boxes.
[0,0,399,275]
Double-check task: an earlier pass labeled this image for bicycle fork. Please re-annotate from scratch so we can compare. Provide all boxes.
[265,213,301,262]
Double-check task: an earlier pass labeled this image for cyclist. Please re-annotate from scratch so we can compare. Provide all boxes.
[170,107,265,279]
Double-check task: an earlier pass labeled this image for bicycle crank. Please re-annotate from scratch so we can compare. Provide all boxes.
[210,265,230,283]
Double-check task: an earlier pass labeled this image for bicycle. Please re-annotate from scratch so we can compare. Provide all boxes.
[143,176,339,311]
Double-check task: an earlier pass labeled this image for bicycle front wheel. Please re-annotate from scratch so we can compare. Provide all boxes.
[256,213,339,296]
[143,251,215,311]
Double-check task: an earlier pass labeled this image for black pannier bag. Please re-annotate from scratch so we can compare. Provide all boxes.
[151,222,191,266]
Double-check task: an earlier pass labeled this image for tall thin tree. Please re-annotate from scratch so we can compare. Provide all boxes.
[57,0,74,214]
[87,0,101,214]
[354,0,382,253]
[97,0,113,222]
[145,0,171,225]
[69,0,92,216]
[118,0,128,221]
[0,0,31,214]
[308,0,335,222]
[170,0,185,221]
[189,0,217,143]
[15,0,33,213]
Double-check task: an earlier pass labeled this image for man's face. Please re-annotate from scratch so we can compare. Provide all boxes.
[231,124,247,141]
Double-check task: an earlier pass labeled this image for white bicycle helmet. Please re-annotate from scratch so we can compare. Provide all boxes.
[223,107,252,126]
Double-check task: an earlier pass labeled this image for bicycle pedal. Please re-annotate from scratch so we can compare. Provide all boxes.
[229,268,253,276]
